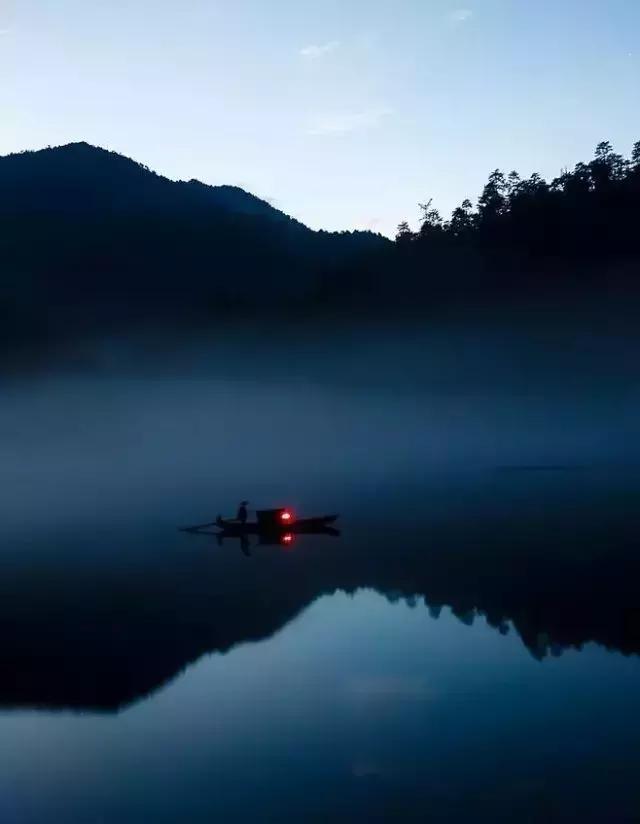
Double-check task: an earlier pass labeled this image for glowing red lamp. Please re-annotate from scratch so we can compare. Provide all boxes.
[280,510,293,523]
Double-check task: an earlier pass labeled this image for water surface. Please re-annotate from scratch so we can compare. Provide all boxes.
[1,329,640,822]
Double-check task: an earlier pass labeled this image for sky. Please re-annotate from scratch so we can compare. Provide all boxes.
[1,0,639,236]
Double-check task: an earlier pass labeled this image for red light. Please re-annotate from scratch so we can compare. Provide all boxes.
[282,533,294,547]
[280,511,292,522]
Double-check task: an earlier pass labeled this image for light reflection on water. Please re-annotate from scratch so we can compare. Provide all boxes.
[1,334,640,821]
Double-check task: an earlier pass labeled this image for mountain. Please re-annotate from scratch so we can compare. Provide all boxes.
[0,143,390,346]
[0,142,298,223]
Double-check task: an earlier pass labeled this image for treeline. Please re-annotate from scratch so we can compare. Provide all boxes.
[3,140,640,358]
[396,141,640,262]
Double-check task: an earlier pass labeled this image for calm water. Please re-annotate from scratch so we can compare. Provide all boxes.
[2,330,640,822]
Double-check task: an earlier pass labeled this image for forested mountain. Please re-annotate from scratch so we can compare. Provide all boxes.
[0,142,388,345]
[395,140,640,294]
[2,139,640,354]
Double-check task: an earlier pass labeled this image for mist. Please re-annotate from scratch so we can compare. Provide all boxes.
[2,317,639,537]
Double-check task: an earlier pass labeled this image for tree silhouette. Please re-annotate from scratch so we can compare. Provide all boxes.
[397,140,640,275]
[418,202,444,239]
[449,199,475,237]
[396,220,414,243]
[478,169,508,224]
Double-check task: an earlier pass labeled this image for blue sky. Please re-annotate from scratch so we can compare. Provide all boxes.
[1,0,639,235]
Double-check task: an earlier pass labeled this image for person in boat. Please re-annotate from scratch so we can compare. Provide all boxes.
[236,501,249,524]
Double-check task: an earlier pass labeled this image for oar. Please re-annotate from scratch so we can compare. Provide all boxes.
[179,520,219,533]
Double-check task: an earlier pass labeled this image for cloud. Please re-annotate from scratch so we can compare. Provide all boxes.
[299,40,340,60]
[307,106,392,136]
[448,8,473,24]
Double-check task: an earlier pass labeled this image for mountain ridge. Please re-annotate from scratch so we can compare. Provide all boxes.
[0,141,390,346]
[0,141,344,231]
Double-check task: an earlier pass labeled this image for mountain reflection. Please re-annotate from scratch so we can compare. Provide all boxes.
[0,503,639,714]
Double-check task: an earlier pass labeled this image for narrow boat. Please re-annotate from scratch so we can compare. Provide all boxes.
[180,508,339,535]
[215,514,338,532]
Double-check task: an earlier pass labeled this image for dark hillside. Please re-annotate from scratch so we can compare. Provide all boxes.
[0,143,388,346]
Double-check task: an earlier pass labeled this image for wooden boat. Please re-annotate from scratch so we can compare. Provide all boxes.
[215,514,337,532]
[180,510,338,536]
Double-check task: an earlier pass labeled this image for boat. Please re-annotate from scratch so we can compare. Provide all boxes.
[180,508,339,536]
[214,514,338,532]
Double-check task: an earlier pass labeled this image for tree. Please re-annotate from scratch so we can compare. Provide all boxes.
[570,163,592,195]
[590,141,627,189]
[477,169,508,224]
[449,199,475,237]
[595,140,614,160]
[418,201,444,239]
[395,221,414,244]
[507,171,521,198]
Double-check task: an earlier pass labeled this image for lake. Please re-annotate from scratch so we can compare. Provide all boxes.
[1,326,640,822]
